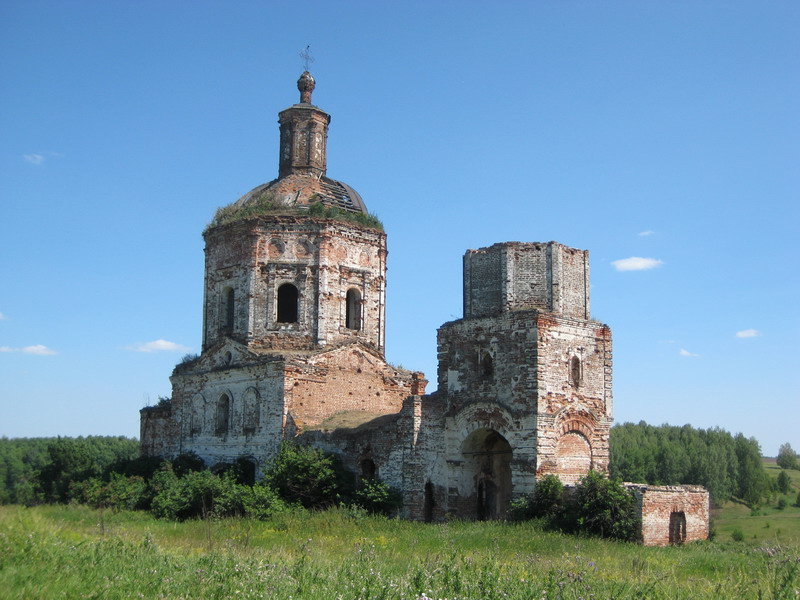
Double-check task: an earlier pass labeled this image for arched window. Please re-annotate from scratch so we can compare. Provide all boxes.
[570,356,582,389]
[480,352,494,379]
[189,394,204,436]
[222,287,235,332]
[277,283,299,323]
[360,458,376,481]
[243,388,260,435]
[669,511,687,544]
[346,288,362,330]
[215,394,230,435]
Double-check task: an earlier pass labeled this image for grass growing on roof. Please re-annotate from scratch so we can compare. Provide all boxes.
[207,194,383,231]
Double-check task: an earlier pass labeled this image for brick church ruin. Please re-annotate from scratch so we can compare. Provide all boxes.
[140,71,708,545]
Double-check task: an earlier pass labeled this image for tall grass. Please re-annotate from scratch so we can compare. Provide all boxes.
[1,505,797,599]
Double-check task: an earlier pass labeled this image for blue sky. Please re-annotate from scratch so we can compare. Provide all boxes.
[1,1,797,455]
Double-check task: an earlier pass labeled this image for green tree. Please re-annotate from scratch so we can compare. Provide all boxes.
[777,442,798,470]
[573,471,640,541]
[734,434,770,507]
[776,470,791,494]
[264,442,352,509]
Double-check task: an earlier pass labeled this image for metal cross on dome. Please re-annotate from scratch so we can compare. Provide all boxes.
[299,45,315,72]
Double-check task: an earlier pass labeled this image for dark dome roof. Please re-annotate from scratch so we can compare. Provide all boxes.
[232,173,366,214]
[206,172,378,231]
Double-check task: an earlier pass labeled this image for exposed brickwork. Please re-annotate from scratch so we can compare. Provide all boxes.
[284,344,415,430]
[626,484,710,545]
[203,217,386,354]
[463,242,590,320]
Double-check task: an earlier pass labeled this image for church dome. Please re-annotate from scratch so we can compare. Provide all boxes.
[207,71,374,231]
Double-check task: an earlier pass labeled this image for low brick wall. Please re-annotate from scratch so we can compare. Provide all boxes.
[625,484,709,546]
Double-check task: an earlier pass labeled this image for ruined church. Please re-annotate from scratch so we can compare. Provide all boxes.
[141,71,708,545]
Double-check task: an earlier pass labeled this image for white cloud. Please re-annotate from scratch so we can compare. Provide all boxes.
[22,345,57,355]
[736,329,761,338]
[637,230,655,237]
[23,153,45,165]
[0,312,6,320]
[127,339,191,353]
[679,348,700,357]
[611,257,663,271]
[0,344,57,355]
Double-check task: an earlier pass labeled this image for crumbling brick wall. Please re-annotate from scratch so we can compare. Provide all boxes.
[202,216,386,354]
[284,344,417,430]
[626,484,710,545]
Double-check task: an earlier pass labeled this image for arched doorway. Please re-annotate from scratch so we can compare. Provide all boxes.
[669,511,687,544]
[461,428,512,520]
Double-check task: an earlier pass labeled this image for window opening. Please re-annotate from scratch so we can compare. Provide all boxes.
[277,283,299,323]
[570,356,581,388]
[215,394,230,435]
[480,352,494,378]
[346,288,362,330]
[243,389,259,435]
[223,287,235,332]
[424,481,435,523]
[360,458,376,482]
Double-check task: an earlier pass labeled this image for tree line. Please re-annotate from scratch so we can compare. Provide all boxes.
[0,436,139,505]
[2,426,793,515]
[609,421,777,507]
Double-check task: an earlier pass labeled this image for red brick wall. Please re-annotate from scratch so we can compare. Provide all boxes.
[284,345,417,429]
[627,484,710,546]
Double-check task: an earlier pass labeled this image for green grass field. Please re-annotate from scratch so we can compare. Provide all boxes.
[2,503,798,599]
[711,460,800,546]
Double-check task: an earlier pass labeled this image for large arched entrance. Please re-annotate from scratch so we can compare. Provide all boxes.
[461,428,513,520]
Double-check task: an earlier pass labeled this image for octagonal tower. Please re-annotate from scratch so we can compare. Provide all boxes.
[201,71,386,355]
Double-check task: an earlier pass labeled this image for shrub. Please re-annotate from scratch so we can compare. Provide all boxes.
[353,479,402,515]
[507,474,565,523]
[171,452,205,477]
[151,470,247,520]
[105,455,165,481]
[264,442,352,509]
[241,483,289,520]
[776,497,787,510]
[573,471,640,541]
[731,527,745,542]
[69,474,148,511]
[529,474,565,519]
[218,457,257,486]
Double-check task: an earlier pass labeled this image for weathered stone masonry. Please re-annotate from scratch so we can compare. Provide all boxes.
[140,70,709,544]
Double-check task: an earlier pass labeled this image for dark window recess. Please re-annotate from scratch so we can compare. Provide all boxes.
[277,283,299,323]
[570,356,581,388]
[346,288,362,330]
[223,287,235,331]
[215,394,230,435]
[480,353,494,378]
[669,511,687,544]
[424,481,436,523]
[360,458,376,481]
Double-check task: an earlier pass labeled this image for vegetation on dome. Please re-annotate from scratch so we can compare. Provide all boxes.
[206,190,383,232]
